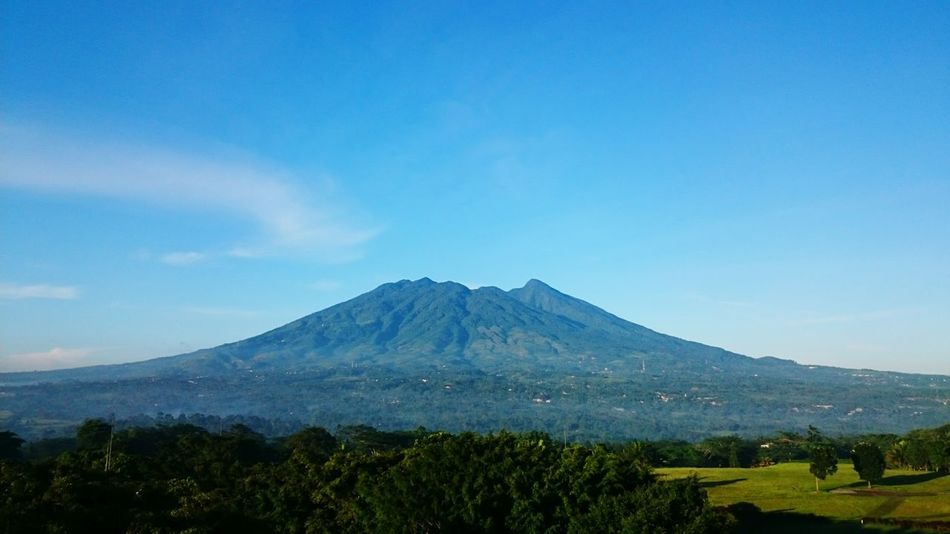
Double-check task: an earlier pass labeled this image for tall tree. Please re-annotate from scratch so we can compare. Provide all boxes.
[75,419,112,451]
[808,444,838,493]
[851,442,885,488]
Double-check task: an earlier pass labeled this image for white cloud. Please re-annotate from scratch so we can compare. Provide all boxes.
[0,121,379,260]
[161,251,207,266]
[0,283,79,300]
[0,347,96,371]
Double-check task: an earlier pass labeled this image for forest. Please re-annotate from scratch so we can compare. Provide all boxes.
[1,420,947,533]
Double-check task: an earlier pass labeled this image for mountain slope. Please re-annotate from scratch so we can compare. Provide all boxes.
[1,278,947,441]
[88,278,754,377]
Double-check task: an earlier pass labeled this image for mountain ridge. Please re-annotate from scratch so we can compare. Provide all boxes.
[1,278,943,383]
[5,278,763,380]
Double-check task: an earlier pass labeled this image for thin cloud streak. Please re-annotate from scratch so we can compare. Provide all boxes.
[0,121,379,259]
[0,283,79,300]
[308,279,341,292]
[161,251,208,266]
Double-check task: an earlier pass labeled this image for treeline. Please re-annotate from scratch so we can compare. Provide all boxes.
[641,423,949,470]
[886,424,950,471]
[0,422,727,533]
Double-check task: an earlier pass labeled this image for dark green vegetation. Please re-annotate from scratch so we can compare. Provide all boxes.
[805,425,840,493]
[1,422,728,533]
[638,423,950,474]
[2,279,948,441]
[809,444,839,493]
[3,422,947,533]
[852,442,887,487]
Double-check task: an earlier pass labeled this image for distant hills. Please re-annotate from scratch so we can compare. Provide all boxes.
[1,278,947,441]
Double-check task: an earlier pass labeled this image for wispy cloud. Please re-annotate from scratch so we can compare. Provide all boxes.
[161,251,208,266]
[790,308,906,326]
[308,279,341,292]
[0,282,79,300]
[0,347,96,371]
[227,247,267,259]
[0,121,379,260]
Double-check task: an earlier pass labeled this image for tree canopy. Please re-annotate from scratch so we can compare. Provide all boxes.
[808,444,838,493]
[0,423,728,533]
[852,441,886,487]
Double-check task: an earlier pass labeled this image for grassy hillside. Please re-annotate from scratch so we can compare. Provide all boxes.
[659,462,950,532]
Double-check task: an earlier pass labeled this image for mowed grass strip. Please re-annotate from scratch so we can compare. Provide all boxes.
[657,462,950,522]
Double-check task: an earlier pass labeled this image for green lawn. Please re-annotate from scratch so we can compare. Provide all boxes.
[658,462,950,533]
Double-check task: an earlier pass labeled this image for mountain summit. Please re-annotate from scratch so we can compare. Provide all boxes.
[132,278,749,377]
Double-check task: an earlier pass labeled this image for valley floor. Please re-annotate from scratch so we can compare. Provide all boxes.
[658,463,950,533]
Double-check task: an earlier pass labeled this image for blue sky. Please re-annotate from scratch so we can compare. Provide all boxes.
[1,1,948,374]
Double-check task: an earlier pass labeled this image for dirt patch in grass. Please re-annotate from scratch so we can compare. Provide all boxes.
[830,488,936,497]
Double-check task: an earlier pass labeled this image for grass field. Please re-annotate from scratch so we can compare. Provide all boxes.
[658,462,950,533]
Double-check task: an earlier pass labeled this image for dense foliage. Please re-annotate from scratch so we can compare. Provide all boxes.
[807,445,838,491]
[3,420,947,532]
[851,442,886,487]
[0,421,728,533]
[886,423,950,472]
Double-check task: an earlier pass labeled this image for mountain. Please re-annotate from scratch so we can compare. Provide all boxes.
[15,278,757,378]
[2,279,948,441]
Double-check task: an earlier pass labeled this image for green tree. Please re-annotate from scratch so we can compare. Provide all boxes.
[886,440,907,468]
[904,434,932,470]
[851,442,885,487]
[808,444,838,493]
[283,426,337,465]
[567,477,727,533]
[771,431,806,463]
[75,418,112,451]
[696,436,757,468]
